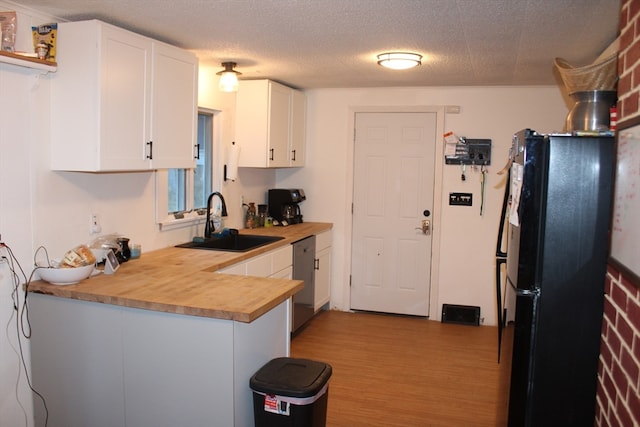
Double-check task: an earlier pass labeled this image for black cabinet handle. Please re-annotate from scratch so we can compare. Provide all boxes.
[269,148,274,161]
[314,258,320,270]
[146,141,153,160]
[194,144,200,159]
[291,149,296,161]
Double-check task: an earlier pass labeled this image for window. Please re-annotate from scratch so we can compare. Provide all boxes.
[167,112,213,213]
[156,108,218,229]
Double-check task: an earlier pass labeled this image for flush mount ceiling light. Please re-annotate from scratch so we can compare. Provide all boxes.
[217,62,242,92]
[377,52,422,70]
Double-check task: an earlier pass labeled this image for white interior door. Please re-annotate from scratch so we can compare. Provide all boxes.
[350,112,437,316]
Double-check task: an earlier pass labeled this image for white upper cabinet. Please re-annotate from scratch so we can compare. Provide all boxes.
[50,20,198,172]
[290,89,306,167]
[236,79,306,168]
[149,42,198,169]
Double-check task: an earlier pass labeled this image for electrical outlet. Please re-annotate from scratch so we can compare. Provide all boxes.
[90,214,102,234]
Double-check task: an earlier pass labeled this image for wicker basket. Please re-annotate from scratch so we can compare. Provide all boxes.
[554,53,618,93]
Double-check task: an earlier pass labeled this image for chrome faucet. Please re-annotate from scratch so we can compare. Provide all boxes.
[204,192,228,238]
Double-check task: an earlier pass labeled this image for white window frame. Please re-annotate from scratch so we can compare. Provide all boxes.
[155,107,222,231]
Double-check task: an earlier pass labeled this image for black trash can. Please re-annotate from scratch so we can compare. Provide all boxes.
[250,357,332,427]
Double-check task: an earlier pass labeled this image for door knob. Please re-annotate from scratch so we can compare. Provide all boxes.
[416,219,430,235]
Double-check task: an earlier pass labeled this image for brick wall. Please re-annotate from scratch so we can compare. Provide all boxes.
[596,1,640,426]
[617,0,640,121]
[597,265,640,426]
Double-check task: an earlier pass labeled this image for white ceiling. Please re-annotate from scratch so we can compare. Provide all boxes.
[14,0,620,90]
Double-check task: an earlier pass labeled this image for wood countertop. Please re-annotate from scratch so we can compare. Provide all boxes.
[27,222,333,323]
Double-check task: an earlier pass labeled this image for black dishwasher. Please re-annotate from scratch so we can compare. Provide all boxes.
[292,235,316,333]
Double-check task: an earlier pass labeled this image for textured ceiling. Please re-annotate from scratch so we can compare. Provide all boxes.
[13,0,621,89]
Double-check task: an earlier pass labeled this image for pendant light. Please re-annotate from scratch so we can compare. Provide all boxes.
[217,62,242,92]
[377,52,422,70]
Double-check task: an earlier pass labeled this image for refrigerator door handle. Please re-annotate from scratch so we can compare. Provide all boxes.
[514,287,540,297]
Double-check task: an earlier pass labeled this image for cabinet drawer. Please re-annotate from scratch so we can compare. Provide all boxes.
[272,245,293,273]
[315,230,332,251]
[246,253,271,277]
[218,245,293,278]
[217,262,245,275]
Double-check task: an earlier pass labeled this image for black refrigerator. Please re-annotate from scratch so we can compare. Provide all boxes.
[505,128,614,426]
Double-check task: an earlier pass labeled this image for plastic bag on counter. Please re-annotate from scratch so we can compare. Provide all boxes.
[61,245,96,267]
[87,234,122,262]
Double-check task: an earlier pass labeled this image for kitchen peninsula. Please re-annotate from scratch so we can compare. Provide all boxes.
[27,222,332,427]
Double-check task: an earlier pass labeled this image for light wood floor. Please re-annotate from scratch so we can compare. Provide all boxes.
[291,310,514,427]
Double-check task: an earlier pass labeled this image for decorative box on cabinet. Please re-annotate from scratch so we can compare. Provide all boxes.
[50,20,198,172]
[314,230,332,311]
[236,79,306,168]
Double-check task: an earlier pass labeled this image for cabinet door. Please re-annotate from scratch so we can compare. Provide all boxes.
[314,246,331,311]
[150,42,198,169]
[236,80,269,167]
[267,82,292,167]
[289,89,306,167]
[100,26,152,170]
[314,231,332,310]
[246,252,272,277]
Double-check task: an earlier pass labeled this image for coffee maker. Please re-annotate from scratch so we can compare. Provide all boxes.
[268,189,305,225]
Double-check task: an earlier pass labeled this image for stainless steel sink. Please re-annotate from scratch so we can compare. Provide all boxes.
[175,234,284,252]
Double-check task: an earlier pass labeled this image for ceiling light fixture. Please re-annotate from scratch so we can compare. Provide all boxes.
[377,52,422,70]
[217,62,242,92]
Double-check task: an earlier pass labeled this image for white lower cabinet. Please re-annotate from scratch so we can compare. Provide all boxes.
[29,294,289,427]
[314,230,332,311]
[221,236,330,312]
[218,244,293,278]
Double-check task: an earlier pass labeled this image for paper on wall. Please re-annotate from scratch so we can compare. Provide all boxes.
[509,163,523,227]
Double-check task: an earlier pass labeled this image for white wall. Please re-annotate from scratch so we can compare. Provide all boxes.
[277,86,569,325]
[0,4,272,425]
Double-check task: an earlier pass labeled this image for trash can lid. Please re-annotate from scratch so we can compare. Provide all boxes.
[250,357,333,398]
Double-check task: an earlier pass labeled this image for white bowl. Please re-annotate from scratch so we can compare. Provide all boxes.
[37,263,95,285]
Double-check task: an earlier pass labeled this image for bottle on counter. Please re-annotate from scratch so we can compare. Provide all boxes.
[257,204,267,227]
[245,202,257,229]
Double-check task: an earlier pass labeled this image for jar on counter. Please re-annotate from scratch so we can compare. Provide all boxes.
[130,244,141,259]
[257,204,267,227]
[245,202,257,229]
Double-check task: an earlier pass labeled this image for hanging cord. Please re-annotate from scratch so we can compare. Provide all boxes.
[1,242,49,426]
[480,164,488,216]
